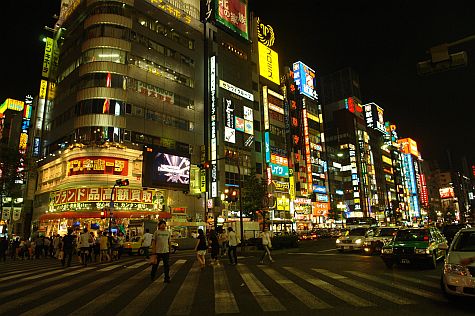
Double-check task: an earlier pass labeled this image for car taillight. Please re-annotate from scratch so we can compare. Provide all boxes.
[423,236,429,241]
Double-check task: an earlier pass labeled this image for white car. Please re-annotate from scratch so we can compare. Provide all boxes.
[441,227,475,299]
[336,227,374,252]
[363,227,399,255]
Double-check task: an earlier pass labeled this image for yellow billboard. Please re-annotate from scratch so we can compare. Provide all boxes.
[258,42,280,85]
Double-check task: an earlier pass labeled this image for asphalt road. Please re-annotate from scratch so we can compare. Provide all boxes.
[0,239,473,316]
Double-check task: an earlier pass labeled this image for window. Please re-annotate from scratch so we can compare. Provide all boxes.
[255,141,261,152]
[253,120,261,131]
[256,163,262,174]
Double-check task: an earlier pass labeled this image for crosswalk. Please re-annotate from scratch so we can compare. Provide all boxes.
[0,256,448,315]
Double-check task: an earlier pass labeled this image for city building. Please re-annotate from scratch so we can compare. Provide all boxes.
[32,0,206,237]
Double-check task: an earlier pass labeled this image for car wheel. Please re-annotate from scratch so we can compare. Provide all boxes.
[383,260,393,268]
[429,252,437,269]
[138,248,145,256]
[171,246,177,254]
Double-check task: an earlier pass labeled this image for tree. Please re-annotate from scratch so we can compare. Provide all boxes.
[0,144,24,217]
[241,169,266,220]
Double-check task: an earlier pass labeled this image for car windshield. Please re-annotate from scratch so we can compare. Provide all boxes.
[443,225,464,237]
[452,231,475,252]
[394,229,429,241]
[376,228,398,237]
[349,228,367,236]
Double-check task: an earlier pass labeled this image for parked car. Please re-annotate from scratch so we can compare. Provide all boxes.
[363,227,399,255]
[440,227,475,299]
[381,227,447,269]
[299,231,318,241]
[336,227,375,252]
[442,223,471,246]
[123,236,178,255]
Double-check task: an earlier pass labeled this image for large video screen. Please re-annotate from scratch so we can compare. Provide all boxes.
[143,148,191,190]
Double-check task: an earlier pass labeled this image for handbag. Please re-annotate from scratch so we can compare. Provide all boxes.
[149,254,157,265]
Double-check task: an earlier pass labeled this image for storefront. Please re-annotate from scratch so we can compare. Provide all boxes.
[293,197,313,232]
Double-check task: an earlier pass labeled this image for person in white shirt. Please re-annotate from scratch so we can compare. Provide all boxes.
[79,228,93,267]
[259,226,274,264]
[141,228,153,259]
[150,220,171,283]
[227,227,239,265]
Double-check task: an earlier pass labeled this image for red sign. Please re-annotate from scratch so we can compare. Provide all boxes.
[439,187,454,199]
[67,157,128,176]
[50,188,160,205]
[216,0,248,39]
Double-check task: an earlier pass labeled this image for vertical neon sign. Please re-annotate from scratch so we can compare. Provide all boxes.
[302,106,312,190]
[210,56,218,198]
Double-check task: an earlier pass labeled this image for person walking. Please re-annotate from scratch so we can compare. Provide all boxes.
[227,227,239,265]
[209,229,220,265]
[259,226,274,264]
[0,237,8,262]
[150,220,171,283]
[78,228,93,266]
[195,229,207,270]
[61,229,76,268]
[52,235,60,258]
[99,231,110,262]
[141,228,153,259]
[218,228,228,258]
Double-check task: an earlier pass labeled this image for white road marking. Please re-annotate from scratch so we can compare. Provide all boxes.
[259,266,331,309]
[214,263,239,314]
[313,269,414,305]
[384,273,439,289]
[283,267,374,307]
[236,264,286,312]
[346,271,447,302]
[117,259,186,316]
[167,262,201,315]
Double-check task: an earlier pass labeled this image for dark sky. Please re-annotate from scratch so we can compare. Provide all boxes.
[2,1,474,171]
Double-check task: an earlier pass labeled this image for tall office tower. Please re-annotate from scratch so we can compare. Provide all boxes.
[32,0,206,236]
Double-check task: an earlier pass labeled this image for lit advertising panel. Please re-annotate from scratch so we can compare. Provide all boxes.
[243,106,253,121]
[42,37,53,78]
[302,108,312,188]
[244,120,253,134]
[258,42,280,84]
[235,117,244,131]
[270,163,289,177]
[223,98,235,129]
[143,149,191,189]
[398,138,419,157]
[0,98,24,113]
[313,184,327,194]
[210,56,218,197]
[439,187,455,199]
[68,157,128,176]
[292,61,316,99]
[219,80,254,101]
[265,132,270,163]
[262,86,270,130]
[224,127,236,143]
[215,0,248,40]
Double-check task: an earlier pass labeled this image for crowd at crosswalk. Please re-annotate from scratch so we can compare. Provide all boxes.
[0,255,450,315]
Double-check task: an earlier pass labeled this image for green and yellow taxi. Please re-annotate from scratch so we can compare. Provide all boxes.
[381,227,447,269]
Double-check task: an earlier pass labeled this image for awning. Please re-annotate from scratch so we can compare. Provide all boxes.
[39,211,172,221]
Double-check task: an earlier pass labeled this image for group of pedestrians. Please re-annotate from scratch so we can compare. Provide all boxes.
[0,235,65,261]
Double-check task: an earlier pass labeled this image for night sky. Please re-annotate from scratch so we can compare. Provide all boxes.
[2,1,474,171]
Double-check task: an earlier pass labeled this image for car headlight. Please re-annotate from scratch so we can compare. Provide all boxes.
[336,239,341,244]
[415,248,430,254]
[444,263,471,276]
[355,239,362,244]
[363,241,371,246]
[382,248,393,254]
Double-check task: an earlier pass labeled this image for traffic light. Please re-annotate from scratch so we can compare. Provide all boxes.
[197,161,210,169]
[224,188,238,202]
[115,179,129,186]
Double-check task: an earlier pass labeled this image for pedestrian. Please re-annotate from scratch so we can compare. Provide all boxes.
[53,235,60,258]
[209,229,220,265]
[88,232,95,263]
[195,228,207,270]
[141,228,153,259]
[227,227,239,265]
[78,228,92,266]
[218,228,228,258]
[99,231,110,262]
[0,237,8,262]
[93,233,100,262]
[43,236,51,258]
[117,232,125,260]
[35,235,43,259]
[29,239,36,259]
[150,220,171,283]
[259,226,274,264]
[61,228,76,268]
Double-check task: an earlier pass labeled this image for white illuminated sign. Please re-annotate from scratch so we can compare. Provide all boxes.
[219,80,254,101]
[210,56,217,198]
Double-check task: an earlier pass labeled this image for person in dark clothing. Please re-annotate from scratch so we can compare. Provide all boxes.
[195,229,207,270]
[209,229,220,265]
[61,229,76,267]
[0,237,8,262]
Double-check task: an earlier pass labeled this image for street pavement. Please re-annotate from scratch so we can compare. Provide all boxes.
[0,239,473,316]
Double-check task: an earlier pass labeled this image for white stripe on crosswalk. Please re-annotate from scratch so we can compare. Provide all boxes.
[167,262,201,315]
[117,259,186,316]
[236,264,286,312]
[97,264,123,272]
[0,267,94,299]
[0,266,60,282]
[127,261,149,269]
[312,269,414,305]
[0,266,81,289]
[346,271,447,302]
[383,273,440,289]
[18,261,144,316]
[259,266,331,309]
[69,267,150,316]
[283,267,375,307]
[213,263,239,314]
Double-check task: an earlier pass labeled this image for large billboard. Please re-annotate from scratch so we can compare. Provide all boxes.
[364,102,386,134]
[258,42,280,85]
[292,61,316,100]
[215,0,248,40]
[143,147,191,190]
[398,138,419,157]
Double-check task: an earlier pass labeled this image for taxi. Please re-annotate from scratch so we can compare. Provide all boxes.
[123,236,178,255]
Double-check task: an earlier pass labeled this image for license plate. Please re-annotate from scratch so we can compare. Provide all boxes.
[400,259,410,264]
